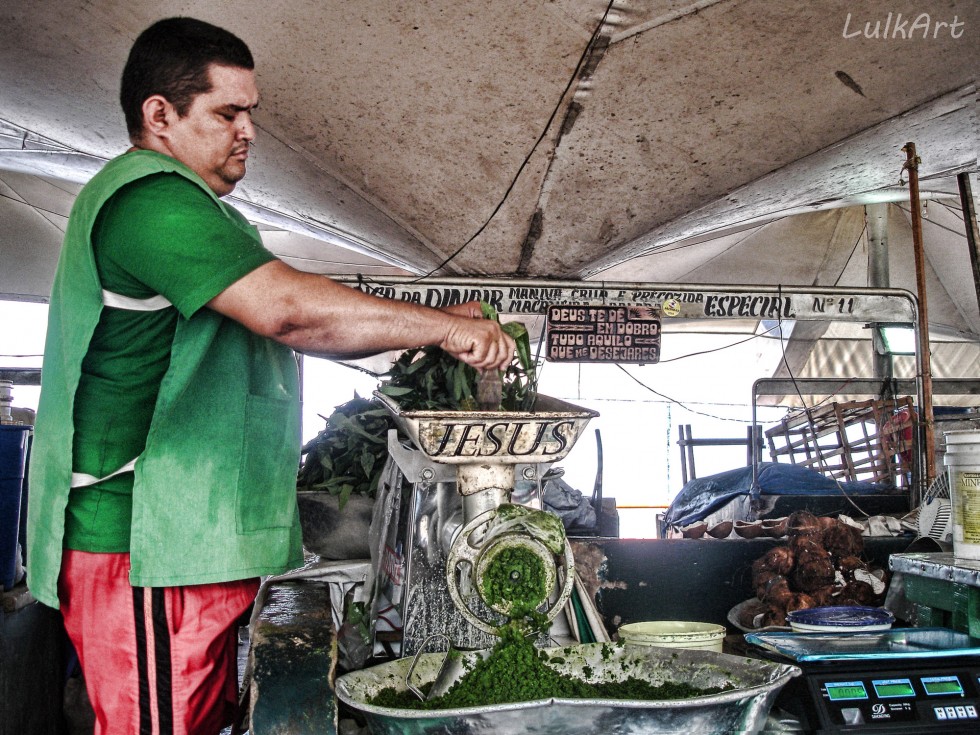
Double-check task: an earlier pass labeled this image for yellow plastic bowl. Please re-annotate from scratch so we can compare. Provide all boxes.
[618,621,726,653]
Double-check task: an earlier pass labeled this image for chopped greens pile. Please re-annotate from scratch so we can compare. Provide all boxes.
[369,626,731,710]
[480,546,548,613]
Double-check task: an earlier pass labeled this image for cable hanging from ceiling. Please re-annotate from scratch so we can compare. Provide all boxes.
[408,0,619,281]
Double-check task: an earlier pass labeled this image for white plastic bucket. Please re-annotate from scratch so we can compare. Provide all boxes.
[944,430,980,560]
[617,621,726,652]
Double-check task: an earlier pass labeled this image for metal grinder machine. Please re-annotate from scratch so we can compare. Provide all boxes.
[366,392,598,656]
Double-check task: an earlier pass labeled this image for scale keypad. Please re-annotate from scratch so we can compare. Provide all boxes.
[934,704,978,721]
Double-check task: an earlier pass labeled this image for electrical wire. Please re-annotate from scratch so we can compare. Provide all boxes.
[831,223,868,287]
[409,0,619,280]
[613,364,754,423]
[656,323,781,363]
[771,283,878,518]
[0,190,69,226]
[896,202,972,239]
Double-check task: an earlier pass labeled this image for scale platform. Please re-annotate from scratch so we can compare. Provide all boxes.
[746,628,980,733]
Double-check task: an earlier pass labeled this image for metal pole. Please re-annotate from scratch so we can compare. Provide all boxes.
[866,203,892,383]
[957,172,980,315]
[903,142,936,495]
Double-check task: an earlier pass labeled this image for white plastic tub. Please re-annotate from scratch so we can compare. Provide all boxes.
[944,429,980,560]
[618,620,726,652]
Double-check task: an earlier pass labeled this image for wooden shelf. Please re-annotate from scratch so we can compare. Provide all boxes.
[765,397,914,488]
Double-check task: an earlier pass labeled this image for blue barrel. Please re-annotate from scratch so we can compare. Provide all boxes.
[1,424,31,590]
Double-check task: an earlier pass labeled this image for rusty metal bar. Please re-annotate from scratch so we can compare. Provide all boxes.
[958,172,980,316]
[903,142,935,498]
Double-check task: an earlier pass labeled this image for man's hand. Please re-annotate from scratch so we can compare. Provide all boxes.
[440,315,515,371]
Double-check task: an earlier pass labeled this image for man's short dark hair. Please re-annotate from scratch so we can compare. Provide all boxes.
[120,17,254,142]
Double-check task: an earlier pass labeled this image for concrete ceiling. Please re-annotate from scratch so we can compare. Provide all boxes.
[0,0,977,295]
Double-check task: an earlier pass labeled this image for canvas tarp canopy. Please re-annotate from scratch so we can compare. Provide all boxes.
[1,0,977,403]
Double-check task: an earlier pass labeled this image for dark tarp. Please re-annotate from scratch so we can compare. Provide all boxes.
[663,462,897,529]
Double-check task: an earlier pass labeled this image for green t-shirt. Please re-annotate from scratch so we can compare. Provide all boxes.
[63,172,276,552]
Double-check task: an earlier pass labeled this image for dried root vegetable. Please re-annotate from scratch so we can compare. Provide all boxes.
[790,542,835,591]
[753,546,795,576]
[822,523,864,558]
[787,510,822,538]
[746,515,891,629]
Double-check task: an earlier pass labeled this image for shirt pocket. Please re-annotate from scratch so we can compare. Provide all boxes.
[237,394,298,532]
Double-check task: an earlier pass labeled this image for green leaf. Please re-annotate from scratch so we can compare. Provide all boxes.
[332,413,387,445]
[360,450,375,479]
[379,385,413,397]
[402,355,427,375]
[460,365,475,401]
[502,321,533,372]
[451,363,464,402]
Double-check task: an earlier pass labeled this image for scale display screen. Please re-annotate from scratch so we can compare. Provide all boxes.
[873,678,915,698]
[825,681,868,701]
[922,676,965,696]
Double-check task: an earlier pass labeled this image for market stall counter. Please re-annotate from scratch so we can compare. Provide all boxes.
[245,535,912,733]
[574,536,911,637]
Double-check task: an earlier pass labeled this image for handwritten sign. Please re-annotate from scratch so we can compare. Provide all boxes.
[340,277,915,323]
[546,305,661,363]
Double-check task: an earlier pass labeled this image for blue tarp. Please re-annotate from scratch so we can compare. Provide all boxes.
[663,462,895,528]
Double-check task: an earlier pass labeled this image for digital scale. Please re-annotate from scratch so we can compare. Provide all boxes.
[746,628,980,733]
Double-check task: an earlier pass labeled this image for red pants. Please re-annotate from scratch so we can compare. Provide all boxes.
[58,550,258,735]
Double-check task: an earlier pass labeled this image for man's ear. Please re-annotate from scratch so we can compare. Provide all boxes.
[141,95,173,140]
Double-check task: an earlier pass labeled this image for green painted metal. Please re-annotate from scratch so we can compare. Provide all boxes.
[902,574,980,637]
[250,582,338,734]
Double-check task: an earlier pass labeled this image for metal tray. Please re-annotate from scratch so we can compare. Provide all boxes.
[745,627,980,662]
[335,642,800,735]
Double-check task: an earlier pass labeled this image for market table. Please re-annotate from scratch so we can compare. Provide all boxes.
[889,552,980,637]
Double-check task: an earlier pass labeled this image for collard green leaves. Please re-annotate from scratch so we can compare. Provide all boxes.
[297,304,540,509]
[297,393,395,508]
[382,303,538,411]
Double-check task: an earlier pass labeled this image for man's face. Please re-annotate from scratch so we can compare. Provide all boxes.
[164,64,258,196]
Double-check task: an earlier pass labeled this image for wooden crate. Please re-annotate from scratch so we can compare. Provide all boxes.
[765,397,915,488]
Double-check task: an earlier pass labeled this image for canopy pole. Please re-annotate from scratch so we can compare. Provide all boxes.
[957,173,980,315]
[903,142,936,495]
[866,203,892,385]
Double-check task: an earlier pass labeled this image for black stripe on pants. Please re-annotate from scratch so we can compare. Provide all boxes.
[152,588,174,735]
[133,587,153,734]
[132,587,175,735]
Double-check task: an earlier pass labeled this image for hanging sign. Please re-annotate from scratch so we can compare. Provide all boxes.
[339,276,916,323]
[546,305,661,363]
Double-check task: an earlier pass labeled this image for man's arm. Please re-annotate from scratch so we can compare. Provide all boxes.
[207,260,514,370]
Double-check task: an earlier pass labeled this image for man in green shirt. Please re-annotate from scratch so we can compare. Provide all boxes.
[27,17,513,735]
